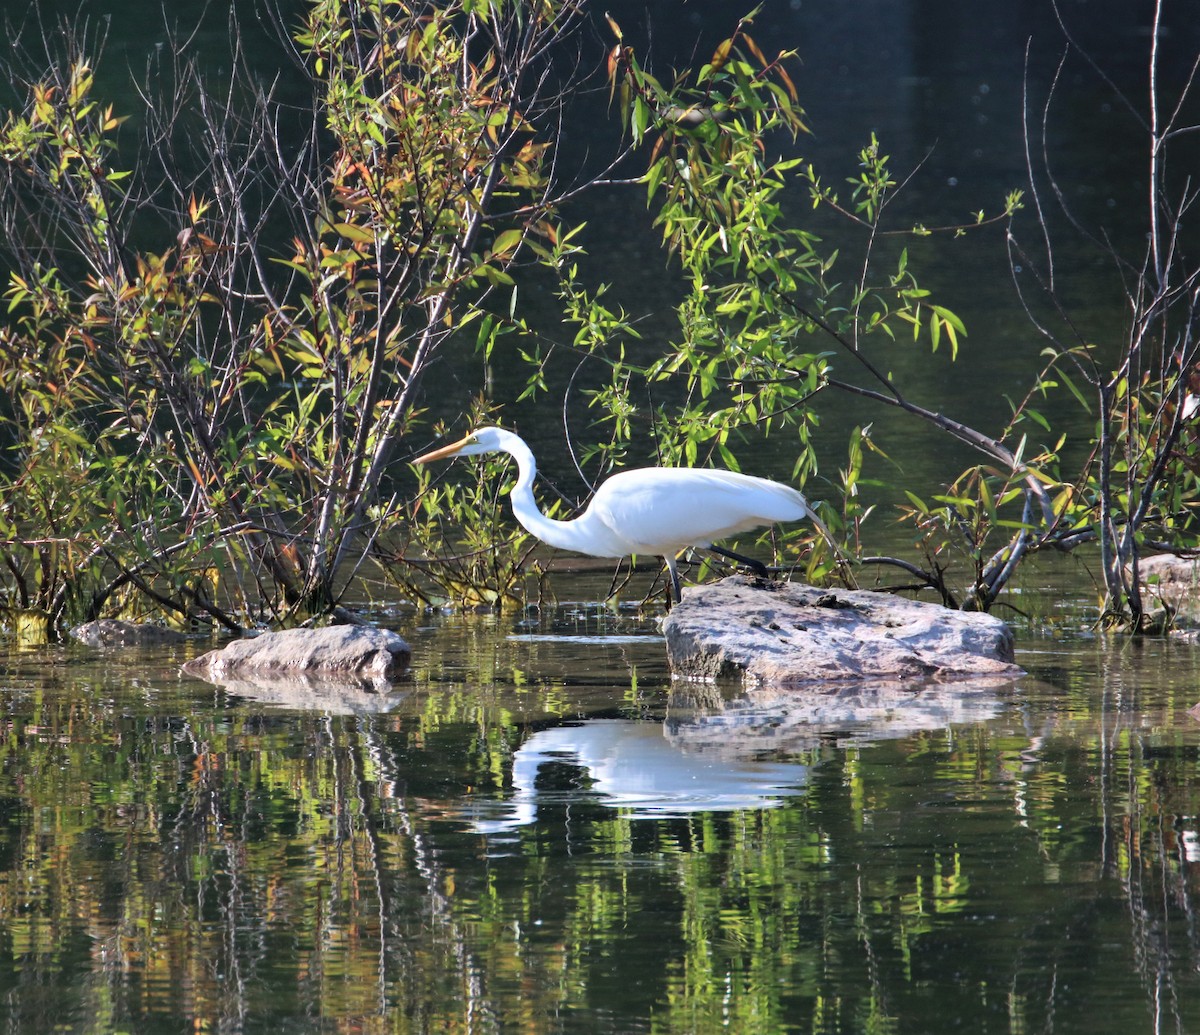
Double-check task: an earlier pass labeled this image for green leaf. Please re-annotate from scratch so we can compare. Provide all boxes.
[333,222,375,244]
[1058,369,1093,412]
[490,228,524,257]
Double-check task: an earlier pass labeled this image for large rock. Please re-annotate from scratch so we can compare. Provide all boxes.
[663,577,1022,687]
[182,625,410,682]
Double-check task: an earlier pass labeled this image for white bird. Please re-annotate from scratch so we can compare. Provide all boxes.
[413,426,841,602]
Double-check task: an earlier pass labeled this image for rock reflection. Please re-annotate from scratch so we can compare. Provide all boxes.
[468,679,1012,832]
[667,678,1013,753]
[201,672,407,714]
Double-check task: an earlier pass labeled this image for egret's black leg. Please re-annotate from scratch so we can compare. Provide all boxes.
[709,545,770,579]
[665,554,683,604]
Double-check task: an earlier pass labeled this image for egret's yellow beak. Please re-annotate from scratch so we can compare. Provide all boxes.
[412,435,472,465]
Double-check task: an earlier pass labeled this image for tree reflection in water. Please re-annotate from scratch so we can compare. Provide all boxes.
[0,633,1198,1032]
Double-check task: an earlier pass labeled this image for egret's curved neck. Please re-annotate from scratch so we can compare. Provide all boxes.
[497,433,594,553]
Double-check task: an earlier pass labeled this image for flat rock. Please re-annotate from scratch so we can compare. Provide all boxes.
[182,625,410,682]
[663,576,1022,687]
[72,619,188,647]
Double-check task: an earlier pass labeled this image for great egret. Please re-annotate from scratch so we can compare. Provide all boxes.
[413,426,841,602]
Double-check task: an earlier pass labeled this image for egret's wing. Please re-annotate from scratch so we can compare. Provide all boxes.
[587,468,811,556]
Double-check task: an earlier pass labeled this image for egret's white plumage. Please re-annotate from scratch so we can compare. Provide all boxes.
[413,427,836,600]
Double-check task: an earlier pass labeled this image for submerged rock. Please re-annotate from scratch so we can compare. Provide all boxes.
[72,619,188,647]
[663,576,1022,687]
[182,625,410,682]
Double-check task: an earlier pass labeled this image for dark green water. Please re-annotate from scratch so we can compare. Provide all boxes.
[4,584,1200,1033]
